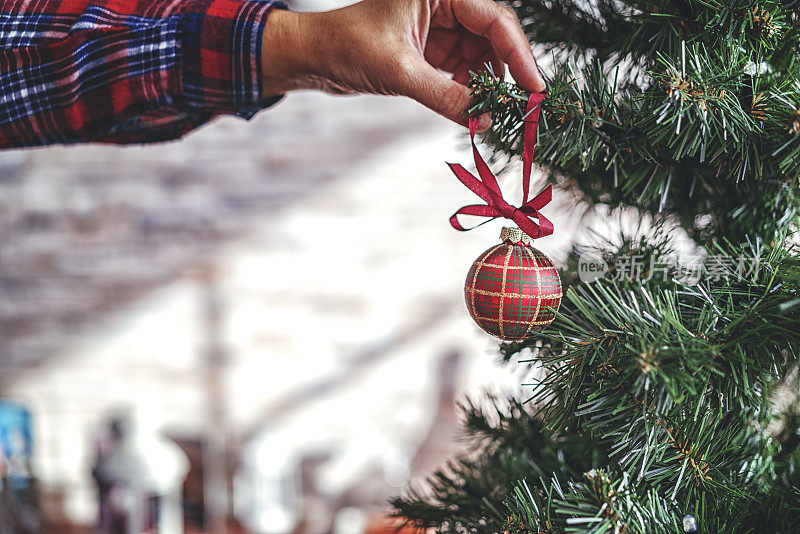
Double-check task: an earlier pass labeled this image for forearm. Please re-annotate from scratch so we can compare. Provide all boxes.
[0,0,285,147]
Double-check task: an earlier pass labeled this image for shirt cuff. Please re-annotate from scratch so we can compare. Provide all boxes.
[179,0,286,116]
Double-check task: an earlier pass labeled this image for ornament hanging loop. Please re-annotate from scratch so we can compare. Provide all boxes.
[448,92,553,239]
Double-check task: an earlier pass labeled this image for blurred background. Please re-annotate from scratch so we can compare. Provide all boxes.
[0,1,576,533]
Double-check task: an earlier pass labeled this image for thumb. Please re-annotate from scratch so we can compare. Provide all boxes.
[397,57,490,130]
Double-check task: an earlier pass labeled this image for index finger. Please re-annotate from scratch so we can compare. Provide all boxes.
[449,0,545,92]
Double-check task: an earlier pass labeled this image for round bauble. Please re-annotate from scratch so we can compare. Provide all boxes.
[464,227,562,341]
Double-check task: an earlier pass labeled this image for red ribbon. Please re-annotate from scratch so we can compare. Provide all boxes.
[448,92,553,239]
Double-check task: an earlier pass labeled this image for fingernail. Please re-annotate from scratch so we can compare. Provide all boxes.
[477,113,492,132]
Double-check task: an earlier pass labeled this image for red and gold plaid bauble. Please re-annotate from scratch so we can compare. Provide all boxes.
[464,227,562,341]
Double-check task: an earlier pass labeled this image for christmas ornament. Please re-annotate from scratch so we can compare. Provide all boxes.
[464,226,561,340]
[682,515,698,533]
[448,92,561,340]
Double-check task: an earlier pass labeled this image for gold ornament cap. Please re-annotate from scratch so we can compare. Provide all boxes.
[500,226,532,245]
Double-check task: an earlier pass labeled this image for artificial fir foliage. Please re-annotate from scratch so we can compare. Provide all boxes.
[392,1,800,532]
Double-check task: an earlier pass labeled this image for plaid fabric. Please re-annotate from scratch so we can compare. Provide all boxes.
[0,0,284,146]
[464,237,562,341]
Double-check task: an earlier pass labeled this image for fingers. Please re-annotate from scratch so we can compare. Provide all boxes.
[449,0,545,92]
[395,55,490,130]
[489,51,505,81]
[425,29,491,72]
[424,29,502,85]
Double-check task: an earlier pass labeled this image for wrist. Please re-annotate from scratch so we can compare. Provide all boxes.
[261,9,321,96]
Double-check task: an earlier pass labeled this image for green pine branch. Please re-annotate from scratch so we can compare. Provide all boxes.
[395,1,800,531]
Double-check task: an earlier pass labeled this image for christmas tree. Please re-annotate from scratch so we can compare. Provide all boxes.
[392,1,800,532]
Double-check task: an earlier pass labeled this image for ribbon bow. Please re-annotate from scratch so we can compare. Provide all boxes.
[448,92,553,239]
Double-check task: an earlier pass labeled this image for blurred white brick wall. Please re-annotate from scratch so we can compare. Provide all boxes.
[1,91,577,529]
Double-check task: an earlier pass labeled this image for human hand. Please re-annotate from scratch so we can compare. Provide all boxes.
[261,0,545,130]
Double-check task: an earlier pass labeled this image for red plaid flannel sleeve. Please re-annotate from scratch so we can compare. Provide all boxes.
[0,0,285,146]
